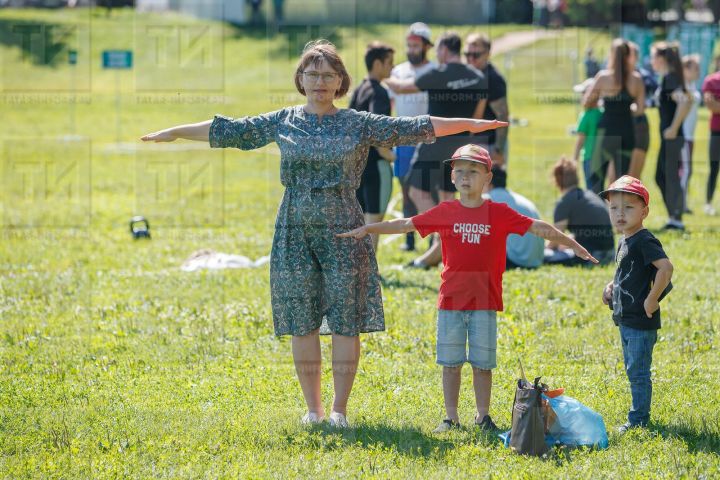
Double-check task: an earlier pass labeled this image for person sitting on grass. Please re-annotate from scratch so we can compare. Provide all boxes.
[600,176,673,434]
[338,144,597,433]
[545,157,615,266]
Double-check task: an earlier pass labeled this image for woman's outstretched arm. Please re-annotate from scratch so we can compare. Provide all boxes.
[430,117,508,137]
[141,119,213,142]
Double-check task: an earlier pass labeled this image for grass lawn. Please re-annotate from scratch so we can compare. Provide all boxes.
[1,7,719,478]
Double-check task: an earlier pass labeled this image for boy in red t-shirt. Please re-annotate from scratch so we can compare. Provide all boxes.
[338,144,597,432]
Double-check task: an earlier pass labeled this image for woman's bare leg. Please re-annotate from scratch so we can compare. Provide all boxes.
[331,333,360,415]
[292,329,324,416]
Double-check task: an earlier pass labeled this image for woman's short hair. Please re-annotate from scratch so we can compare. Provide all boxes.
[294,40,351,98]
[553,156,579,189]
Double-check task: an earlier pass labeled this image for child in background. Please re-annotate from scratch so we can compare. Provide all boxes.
[573,78,603,189]
[681,55,702,213]
[600,176,674,433]
[338,145,597,432]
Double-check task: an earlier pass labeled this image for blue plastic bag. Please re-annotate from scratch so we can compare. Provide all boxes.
[545,395,608,449]
[499,395,608,450]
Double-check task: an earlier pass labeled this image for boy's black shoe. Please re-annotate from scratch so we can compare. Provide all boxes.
[475,414,498,431]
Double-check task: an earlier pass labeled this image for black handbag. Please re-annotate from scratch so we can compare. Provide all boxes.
[509,377,549,456]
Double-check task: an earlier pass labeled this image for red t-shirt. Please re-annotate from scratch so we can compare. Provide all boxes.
[702,72,720,132]
[411,199,534,311]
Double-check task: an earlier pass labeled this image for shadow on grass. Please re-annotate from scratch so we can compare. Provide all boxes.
[650,420,720,456]
[282,423,504,458]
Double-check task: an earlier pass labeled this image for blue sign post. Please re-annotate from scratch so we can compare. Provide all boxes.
[102,50,133,69]
[102,50,133,144]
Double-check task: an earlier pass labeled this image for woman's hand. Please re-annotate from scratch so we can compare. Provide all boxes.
[468,119,509,133]
[141,129,178,142]
[336,226,369,239]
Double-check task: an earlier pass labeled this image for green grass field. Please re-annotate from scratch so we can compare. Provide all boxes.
[1,8,719,478]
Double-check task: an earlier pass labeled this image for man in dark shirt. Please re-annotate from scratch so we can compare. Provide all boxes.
[349,42,396,252]
[385,32,488,268]
[464,33,509,168]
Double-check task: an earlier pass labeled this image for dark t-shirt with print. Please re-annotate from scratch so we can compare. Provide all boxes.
[415,62,487,131]
[611,229,672,329]
[349,78,391,163]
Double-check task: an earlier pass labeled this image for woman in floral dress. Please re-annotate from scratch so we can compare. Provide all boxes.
[142,40,506,428]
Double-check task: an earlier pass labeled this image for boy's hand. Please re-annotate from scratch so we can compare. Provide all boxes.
[602,282,614,305]
[573,245,599,264]
[336,226,369,239]
[643,297,659,318]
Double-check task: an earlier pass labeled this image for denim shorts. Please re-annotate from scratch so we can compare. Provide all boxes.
[436,309,497,369]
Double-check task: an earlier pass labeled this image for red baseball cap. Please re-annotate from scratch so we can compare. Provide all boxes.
[599,175,650,205]
[443,144,492,170]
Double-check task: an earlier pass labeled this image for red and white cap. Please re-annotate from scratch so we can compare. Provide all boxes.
[407,22,433,46]
[443,144,492,170]
[599,175,650,205]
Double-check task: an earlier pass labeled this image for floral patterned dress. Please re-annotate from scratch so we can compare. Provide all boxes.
[209,105,436,336]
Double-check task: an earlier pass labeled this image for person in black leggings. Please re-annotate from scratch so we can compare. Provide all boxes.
[650,42,692,230]
[583,39,645,193]
[702,66,720,215]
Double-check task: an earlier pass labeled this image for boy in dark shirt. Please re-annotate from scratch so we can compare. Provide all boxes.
[599,176,674,433]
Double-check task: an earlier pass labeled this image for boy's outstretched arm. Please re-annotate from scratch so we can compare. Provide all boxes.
[337,218,416,239]
[644,258,674,318]
[528,219,599,263]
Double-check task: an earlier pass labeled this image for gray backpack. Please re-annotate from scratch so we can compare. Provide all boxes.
[509,377,549,456]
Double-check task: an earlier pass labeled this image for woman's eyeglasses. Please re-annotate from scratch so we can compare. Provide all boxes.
[463,51,487,59]
[302,71,339,83]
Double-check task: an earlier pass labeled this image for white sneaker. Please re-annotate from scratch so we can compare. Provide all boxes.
[301,412,324,425]
[328,411,349,428]
[705,203,717,216]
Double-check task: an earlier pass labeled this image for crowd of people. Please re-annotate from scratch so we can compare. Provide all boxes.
[575,37,720,229]
[139,22,720,435]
